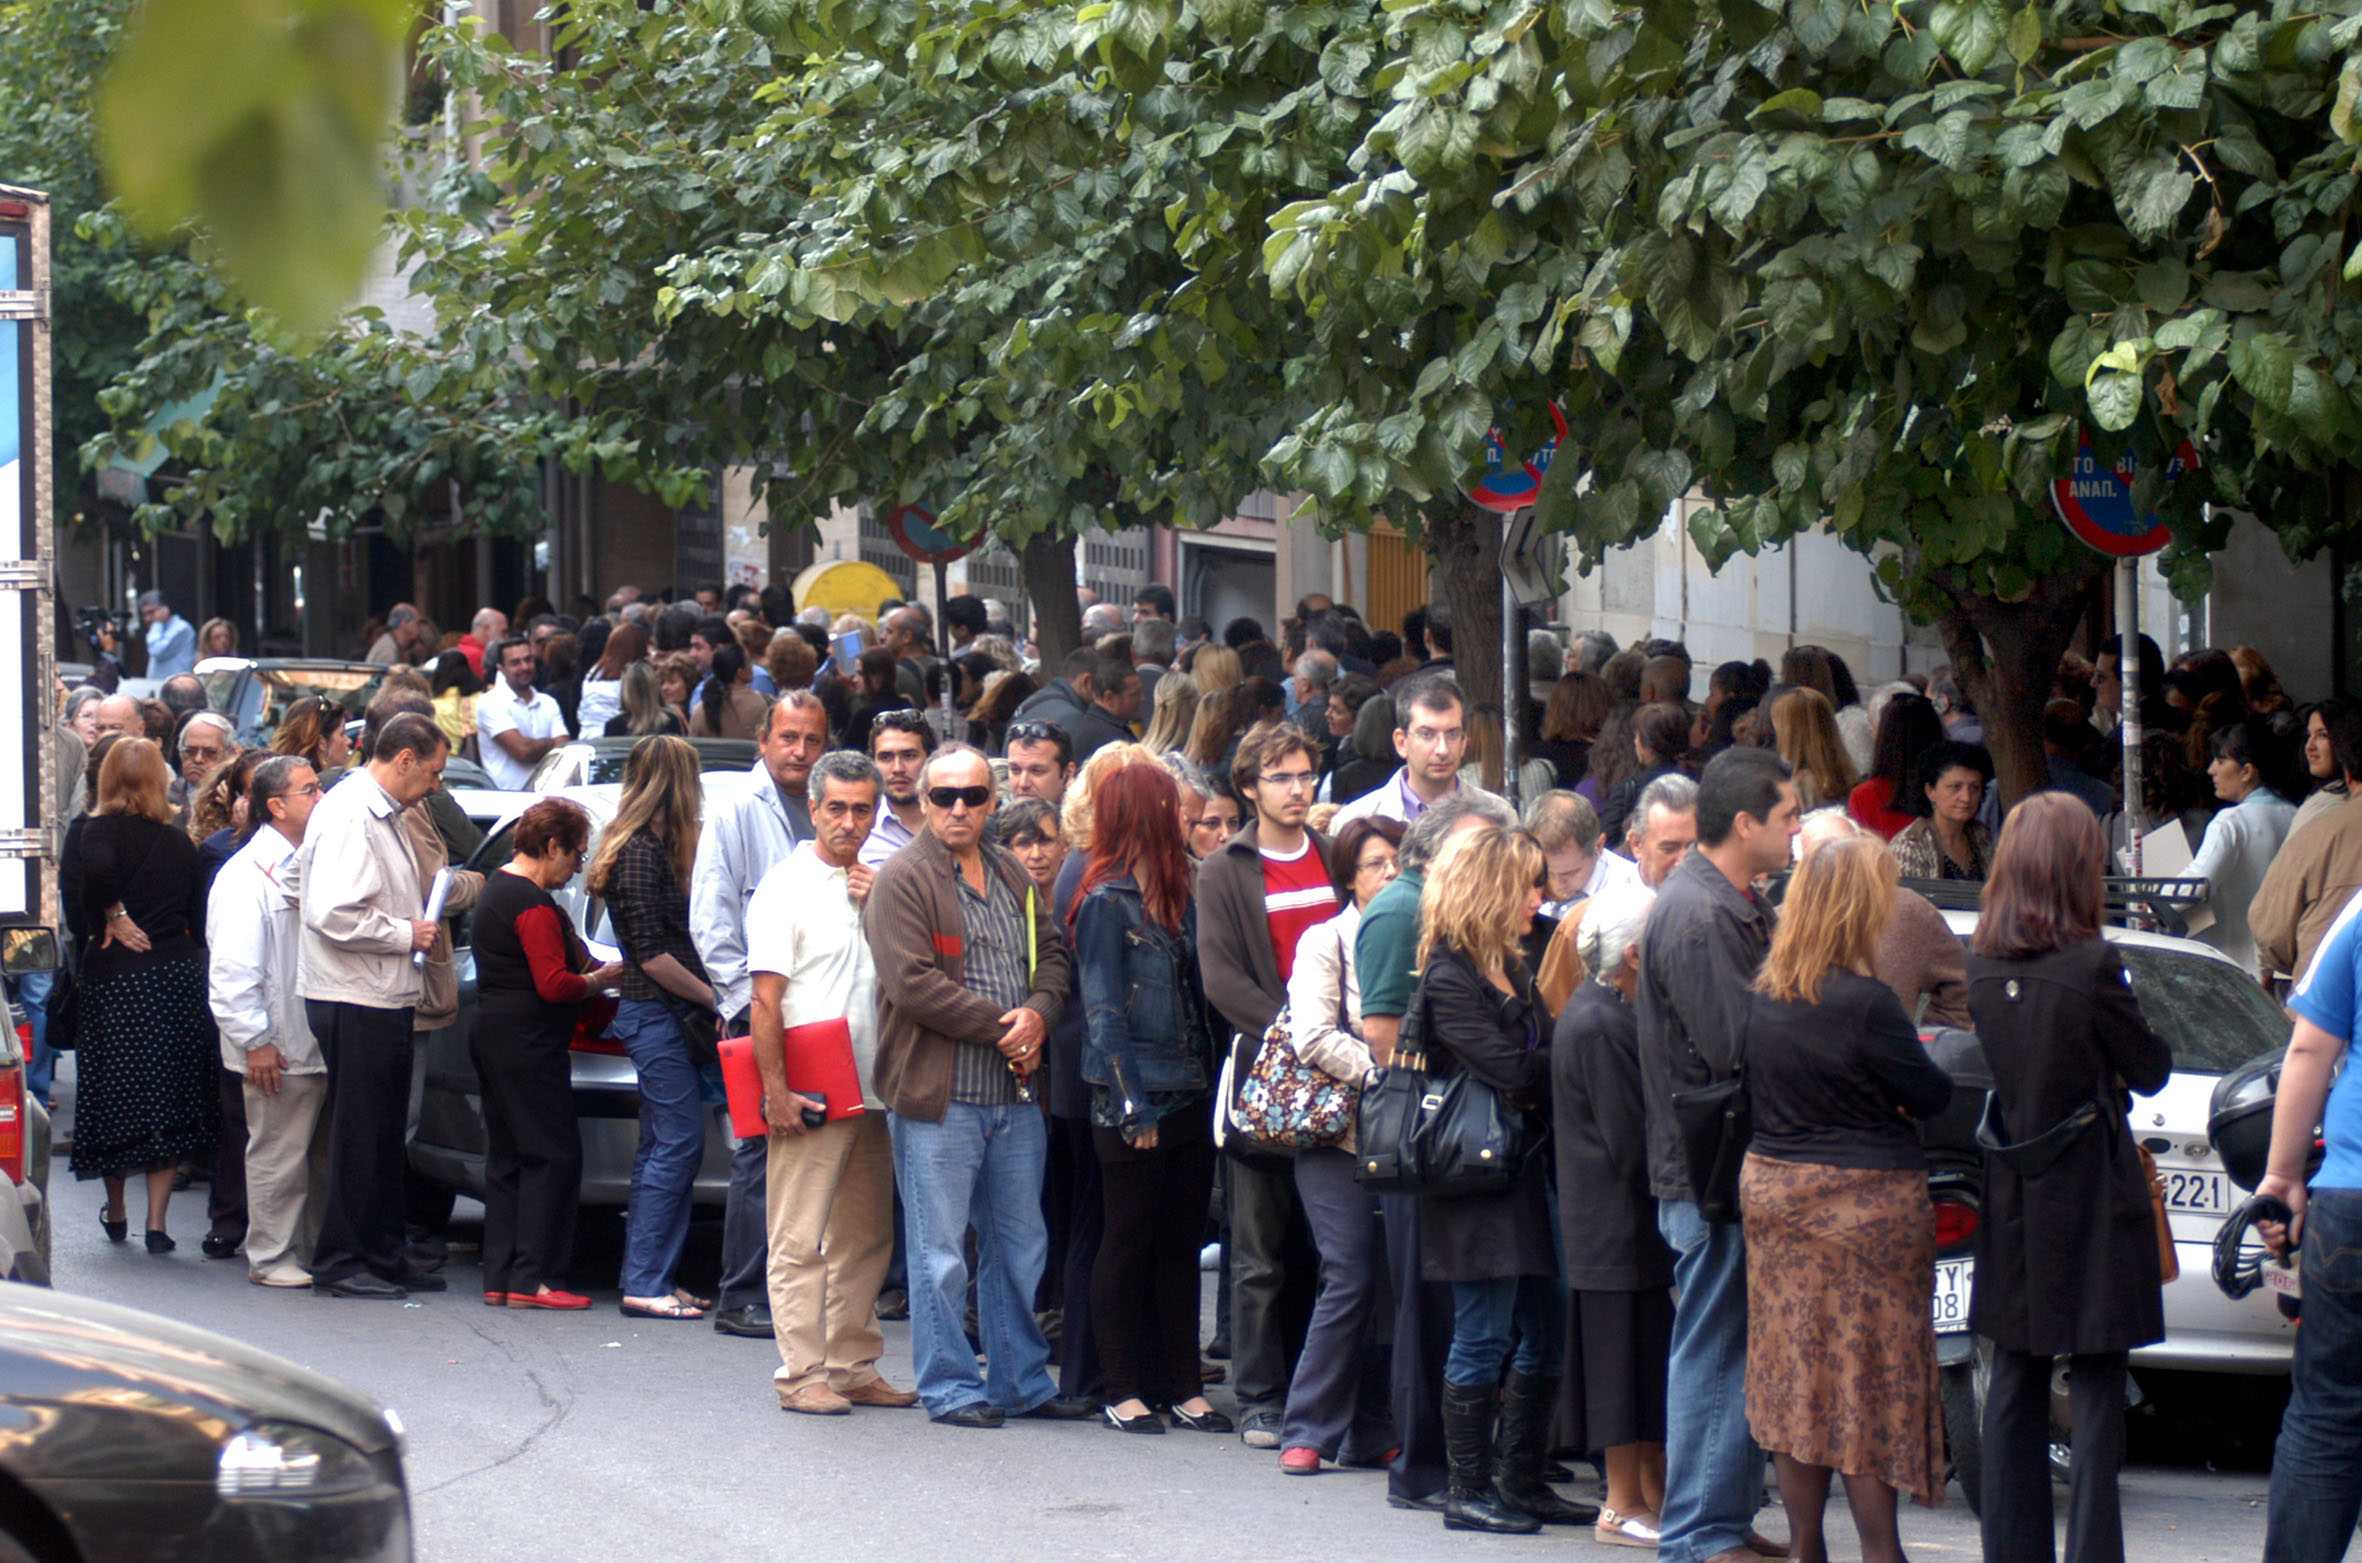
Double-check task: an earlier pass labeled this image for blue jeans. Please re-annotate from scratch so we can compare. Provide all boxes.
[1657,1198,1762,1563]
[13,970,52,1106]
[2267,1188,2362,1563]
[1444,1273,1563,1388]
[889,1102,1057,1417]
[613,999,705,1299]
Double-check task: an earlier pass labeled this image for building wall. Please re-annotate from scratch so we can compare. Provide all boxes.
[2204,510,2337,700]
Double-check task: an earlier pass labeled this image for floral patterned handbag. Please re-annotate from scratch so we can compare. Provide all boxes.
[1235,1005,1357,1149]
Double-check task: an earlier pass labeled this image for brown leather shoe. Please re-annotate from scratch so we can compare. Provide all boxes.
[777,1383,854,1416]
[839,1378,920,1408]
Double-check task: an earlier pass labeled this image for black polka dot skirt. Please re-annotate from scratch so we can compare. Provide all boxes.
[68,955,221,1182]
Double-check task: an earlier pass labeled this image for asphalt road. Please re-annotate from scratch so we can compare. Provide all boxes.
[39,1096,2286,1562]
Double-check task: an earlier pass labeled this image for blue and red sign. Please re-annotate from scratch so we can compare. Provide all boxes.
[885,503,969,566]
[1468,402,1569,514]
[2050,435,2195,558]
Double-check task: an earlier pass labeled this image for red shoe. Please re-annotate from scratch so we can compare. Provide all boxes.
[1279,1447,1322,1475]
[483,1292,511,1307]
[508,1288,593,1311]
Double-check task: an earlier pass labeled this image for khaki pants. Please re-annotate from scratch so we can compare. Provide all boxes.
[765,1111,895,1395]
[242,1072,329,1274]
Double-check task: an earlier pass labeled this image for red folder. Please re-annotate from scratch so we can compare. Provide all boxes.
[716,1018,865,1139]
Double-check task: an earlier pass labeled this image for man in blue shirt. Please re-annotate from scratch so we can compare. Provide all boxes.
[139,590,196,678]
[2261,886,2362,1561]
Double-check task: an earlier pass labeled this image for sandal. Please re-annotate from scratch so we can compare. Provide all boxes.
[672,1287,715,1311]
[621,1295,706,1320]
[1595,1507,1661,1549]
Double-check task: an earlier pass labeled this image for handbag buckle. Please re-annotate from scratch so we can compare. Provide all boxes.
[1420,1094,1444,1111]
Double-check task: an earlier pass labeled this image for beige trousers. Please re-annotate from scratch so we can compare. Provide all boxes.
[765,1111,895,1394]
[242,1072,330,1274]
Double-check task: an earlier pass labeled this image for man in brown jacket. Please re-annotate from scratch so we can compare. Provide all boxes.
[865,744,1093,1428]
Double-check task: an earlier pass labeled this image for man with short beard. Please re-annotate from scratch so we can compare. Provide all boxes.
[859,710,933,869]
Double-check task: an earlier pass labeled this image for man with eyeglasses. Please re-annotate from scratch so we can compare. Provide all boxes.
[1003,720,1076,807]
[1196,723,1341,1449]
[865,745,1094,1427]
[172,711,240,811]
[693,691,829,1339]
[861,710,934,870]
[208,757,329,1287]
[1331,672,1497,830]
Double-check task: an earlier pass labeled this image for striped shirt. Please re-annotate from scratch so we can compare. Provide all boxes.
[949,869,1029,1105]
[1261,838,1340,984]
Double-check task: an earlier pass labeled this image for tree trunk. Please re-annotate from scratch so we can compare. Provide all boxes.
[1427,504,1505,788]
[1931,559,2108,810]
[1022,529,1082,668]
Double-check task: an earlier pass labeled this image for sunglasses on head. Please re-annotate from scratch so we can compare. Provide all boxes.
[926,784,993,809]
[1005,720,1064,746]
[869,709,929,736]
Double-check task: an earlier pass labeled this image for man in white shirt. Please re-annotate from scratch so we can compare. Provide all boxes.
[1330,673,1500,828]
[692,691,829,1338]
[1524,789,1640,923]
[475,637,570,790]
[747,751,917,1414]
[859,709,931,869]
[208,757,329,1287]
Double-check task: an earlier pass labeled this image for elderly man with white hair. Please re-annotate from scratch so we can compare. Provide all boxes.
[1551,876,1672,1550]
[1793,808,1968,1028]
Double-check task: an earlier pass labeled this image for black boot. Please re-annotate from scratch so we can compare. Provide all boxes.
[1440,1380,1539,1534]
[1493,1369,1600,1525]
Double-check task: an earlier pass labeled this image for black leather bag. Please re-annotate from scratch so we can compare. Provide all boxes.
[1351,967,1533,1199]
[1669,1013,1752,1223]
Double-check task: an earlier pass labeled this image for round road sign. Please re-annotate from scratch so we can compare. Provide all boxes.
[886,504,969,566]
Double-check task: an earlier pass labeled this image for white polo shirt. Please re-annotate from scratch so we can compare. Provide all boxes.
[744,841,881,1108]
[475,680,568,790]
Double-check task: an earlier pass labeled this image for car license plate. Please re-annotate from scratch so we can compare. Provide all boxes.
[1932,1256,1974,1334]
[2162,1168,2231,1216]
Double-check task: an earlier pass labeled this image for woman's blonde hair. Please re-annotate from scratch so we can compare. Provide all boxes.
[586,735,703,897]
[96,737,174,825]
[1061,742,1153,850]
[1771,686,1858,810]
[1183,646,1244,767]
[1757,833,1896,1005]
[1140,671,1199,755]
[1417,825,1545,982]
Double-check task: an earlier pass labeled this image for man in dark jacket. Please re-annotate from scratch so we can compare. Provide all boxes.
[865,744,1094,1429]
[1012,647,1096,733]
[1195,723,1338,1449]
[1635,747,1798,1563]
[1067,656,1141,760]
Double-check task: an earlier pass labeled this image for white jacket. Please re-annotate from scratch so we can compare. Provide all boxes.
[295,769,426,1009]
[207,826,323,1074]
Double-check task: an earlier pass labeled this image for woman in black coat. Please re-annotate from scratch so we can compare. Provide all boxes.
[1966,794,2172,1563]
[1551,878,1673,1548]
[1411,825,1591,1536]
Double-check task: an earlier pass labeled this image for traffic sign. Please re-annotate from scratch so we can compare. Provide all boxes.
[1468,403,1569,514]
[1501,507,1564,608]
[2050,435,2194,558]
[885,503,969,566]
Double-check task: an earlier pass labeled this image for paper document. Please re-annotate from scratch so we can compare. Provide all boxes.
[2123,818,2213,937]
[414,868,452,968]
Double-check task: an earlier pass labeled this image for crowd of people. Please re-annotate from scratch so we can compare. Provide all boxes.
[38,572,2362,1563]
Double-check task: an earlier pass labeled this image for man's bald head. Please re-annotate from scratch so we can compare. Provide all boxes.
[1794,806,1861,864]
[92,694,142,740]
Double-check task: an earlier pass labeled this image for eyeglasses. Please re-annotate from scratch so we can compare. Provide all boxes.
[181,745,226,763]
[926,785,993,810]
[286,783,322,799]
[1259,770,1319,791]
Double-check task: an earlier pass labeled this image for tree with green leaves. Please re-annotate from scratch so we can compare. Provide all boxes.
[1264,0,2362,800]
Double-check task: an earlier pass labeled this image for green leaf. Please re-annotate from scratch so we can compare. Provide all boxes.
[2228,334,2295,413]
[1751,88,1825,121]
[2005,3,2042,66]
[1929,0,2006,75]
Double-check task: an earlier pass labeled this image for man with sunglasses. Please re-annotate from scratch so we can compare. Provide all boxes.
[693,691,830,1339]
[1004,720,1076,807]
[860,710,934,870]
[1196,723,1341,1449]
[865,745,1094,1427]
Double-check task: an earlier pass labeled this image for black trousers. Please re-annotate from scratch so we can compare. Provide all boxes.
[206,1065,248,1245]
[472,1031,582,1296]
[1092,1125,1218,1406]
[1982,1347,2130,1563]
[305,1000,416,1284]
[1053,1114,1105,1399]
[1382,1191,1456,1504]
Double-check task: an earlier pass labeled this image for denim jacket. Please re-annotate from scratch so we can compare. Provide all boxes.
[1074,874,1213,1134]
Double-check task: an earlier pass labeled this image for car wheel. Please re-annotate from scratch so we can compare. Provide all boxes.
[1942,1355,1986,1516]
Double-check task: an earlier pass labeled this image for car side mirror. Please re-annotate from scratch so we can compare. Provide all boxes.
[1,928,59,976]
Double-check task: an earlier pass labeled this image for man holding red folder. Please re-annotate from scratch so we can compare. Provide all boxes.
[744,750,916,1416]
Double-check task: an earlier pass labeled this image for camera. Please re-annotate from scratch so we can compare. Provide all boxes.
[74,605,118,651]
[799,1092,828,1131]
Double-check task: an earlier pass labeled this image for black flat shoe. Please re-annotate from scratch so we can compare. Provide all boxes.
[1015,1395,1100,1420]
[314,1273,407,1300]
[201,1233,238,1260]
[929,1404,1006,1429]
[1103,1404,1166,1434]
[143,1230,175,1255]
[392,1267,448,1293]
[99,1210,126,1244]
[1165,1403,1234,1433]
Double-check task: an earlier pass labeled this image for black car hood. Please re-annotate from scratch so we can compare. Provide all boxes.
[0,1284,399,1454]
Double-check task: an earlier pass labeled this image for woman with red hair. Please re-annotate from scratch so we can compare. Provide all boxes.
[1068,758,1230,1436]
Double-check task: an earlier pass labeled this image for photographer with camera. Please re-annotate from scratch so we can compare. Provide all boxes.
[74,604,124,693]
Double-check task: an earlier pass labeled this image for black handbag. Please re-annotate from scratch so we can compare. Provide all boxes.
[41,971,77,1054]
[1352,963,1534,1198]
[1668,1020,1751,1223]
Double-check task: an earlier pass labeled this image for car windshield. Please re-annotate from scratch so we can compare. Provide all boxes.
[2116,945,2291,1075]
[241,666,390,744]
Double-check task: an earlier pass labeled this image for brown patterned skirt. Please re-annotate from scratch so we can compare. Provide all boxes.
[1739,1153,1946,1503]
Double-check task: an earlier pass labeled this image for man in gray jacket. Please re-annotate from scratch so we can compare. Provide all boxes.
[1636,748,1798,1563]
[296,713,449,1299]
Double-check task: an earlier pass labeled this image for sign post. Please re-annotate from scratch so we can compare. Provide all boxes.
[2050,434,2187,872]
[1465,409,1568,809]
